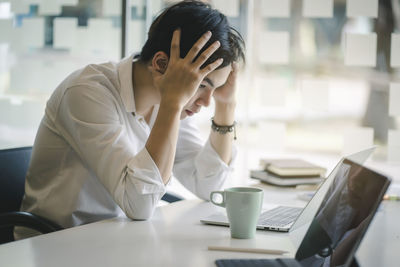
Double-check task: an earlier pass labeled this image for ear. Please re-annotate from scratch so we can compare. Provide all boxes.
[150,51,169,74]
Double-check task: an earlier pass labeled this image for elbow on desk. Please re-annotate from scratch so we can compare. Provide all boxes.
[114,169,165,220]
[125,211,153,221]
[120,194,158,221]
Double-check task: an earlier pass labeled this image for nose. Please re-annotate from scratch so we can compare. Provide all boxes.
[195,89,213,107]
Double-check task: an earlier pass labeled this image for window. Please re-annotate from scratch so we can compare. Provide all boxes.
[0,0,399,163]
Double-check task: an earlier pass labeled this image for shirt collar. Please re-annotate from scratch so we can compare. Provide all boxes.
[117,54,136,113]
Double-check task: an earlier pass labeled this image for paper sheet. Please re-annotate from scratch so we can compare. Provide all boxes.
[346,0,378,18]
[88,19,120,58]
[388,130,400,162]
[303,0,333,18]
[39,0,62,15]
[389,83,400,116]
[344,33,377,67]
[53,17,77,49]
[259,31,290,64]
[10,0,32,14]
[131,0,146,17]
[212,0,240,17]
[70,18,120,59]
[103,0,121,16]
[12,17,45,51]
[391,34,400,68]
[261,0,290,18]
[127,20,146,55]
[38,0,78,15]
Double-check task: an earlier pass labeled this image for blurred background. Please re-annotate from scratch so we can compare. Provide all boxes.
[0,0,399,166]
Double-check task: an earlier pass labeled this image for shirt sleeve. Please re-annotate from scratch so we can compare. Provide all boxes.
[172,117,237,200]
[56,85,166,220]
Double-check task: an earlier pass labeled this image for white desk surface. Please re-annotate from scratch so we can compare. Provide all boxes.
[1,184,399,267]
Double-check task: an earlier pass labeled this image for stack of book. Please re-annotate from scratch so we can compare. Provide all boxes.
[250,158,327,187]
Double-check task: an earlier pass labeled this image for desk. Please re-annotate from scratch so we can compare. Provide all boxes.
[1,186,399,267]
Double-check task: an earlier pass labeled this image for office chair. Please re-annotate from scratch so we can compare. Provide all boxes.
[0,146,182,244]
[0,147,64,244]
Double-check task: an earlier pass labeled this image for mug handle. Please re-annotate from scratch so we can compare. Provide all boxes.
[210,191,225,207]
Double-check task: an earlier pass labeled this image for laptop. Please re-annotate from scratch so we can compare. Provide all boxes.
[201,147,376,232]
[215,158,391,267]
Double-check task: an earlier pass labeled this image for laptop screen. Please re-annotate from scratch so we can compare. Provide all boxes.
[294,159,391,267]
[290,147,376,233]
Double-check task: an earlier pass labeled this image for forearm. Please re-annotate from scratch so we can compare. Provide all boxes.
[209,101,236,164]
[146,101,181,184]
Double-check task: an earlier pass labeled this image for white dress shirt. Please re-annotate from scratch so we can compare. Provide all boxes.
[15,55,236,239]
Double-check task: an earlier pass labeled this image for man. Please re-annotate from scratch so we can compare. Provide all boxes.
[15,0,245,239]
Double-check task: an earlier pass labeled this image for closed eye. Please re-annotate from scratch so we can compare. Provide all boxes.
[199,84,207,89]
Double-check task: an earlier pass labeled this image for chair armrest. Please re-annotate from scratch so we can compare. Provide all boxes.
[0,211,63,234]
[161,192,183,203]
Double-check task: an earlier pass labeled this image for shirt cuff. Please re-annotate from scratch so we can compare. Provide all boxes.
[195,137,237,178]
[123,147,166,195]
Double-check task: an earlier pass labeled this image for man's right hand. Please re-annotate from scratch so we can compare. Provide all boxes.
[153,29,223,110]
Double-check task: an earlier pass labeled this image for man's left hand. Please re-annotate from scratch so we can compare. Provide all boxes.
[213,62,239,105]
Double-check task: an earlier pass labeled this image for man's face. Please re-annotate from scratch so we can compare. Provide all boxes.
[180,65,232,119]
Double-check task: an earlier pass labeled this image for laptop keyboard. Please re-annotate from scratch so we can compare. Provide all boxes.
[258,206,302,227]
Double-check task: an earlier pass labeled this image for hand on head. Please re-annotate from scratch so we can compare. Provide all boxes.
[151,29,223,110]
[212,62,239,105]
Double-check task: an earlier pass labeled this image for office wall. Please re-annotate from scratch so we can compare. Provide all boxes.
[208,0,399,162]
[0,0,399,162]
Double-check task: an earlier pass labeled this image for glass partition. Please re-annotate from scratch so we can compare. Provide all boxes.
[0,0,399,163]
[0,0,122,148]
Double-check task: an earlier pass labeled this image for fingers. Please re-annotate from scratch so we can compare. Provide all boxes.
[200,58,224,76]
[231,62,239,72]
[170,29,181,60]
[168,29,224,80]
[185,31,212,61]
[228,62,238,80]
[192,40,221,69]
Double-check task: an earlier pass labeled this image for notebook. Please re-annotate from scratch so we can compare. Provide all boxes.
[250,170,325,187]
[201,147,376,233]
[261,158,326,177]
[215,158,391,267]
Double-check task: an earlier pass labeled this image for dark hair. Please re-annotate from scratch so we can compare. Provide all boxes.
[138,0,245,68]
